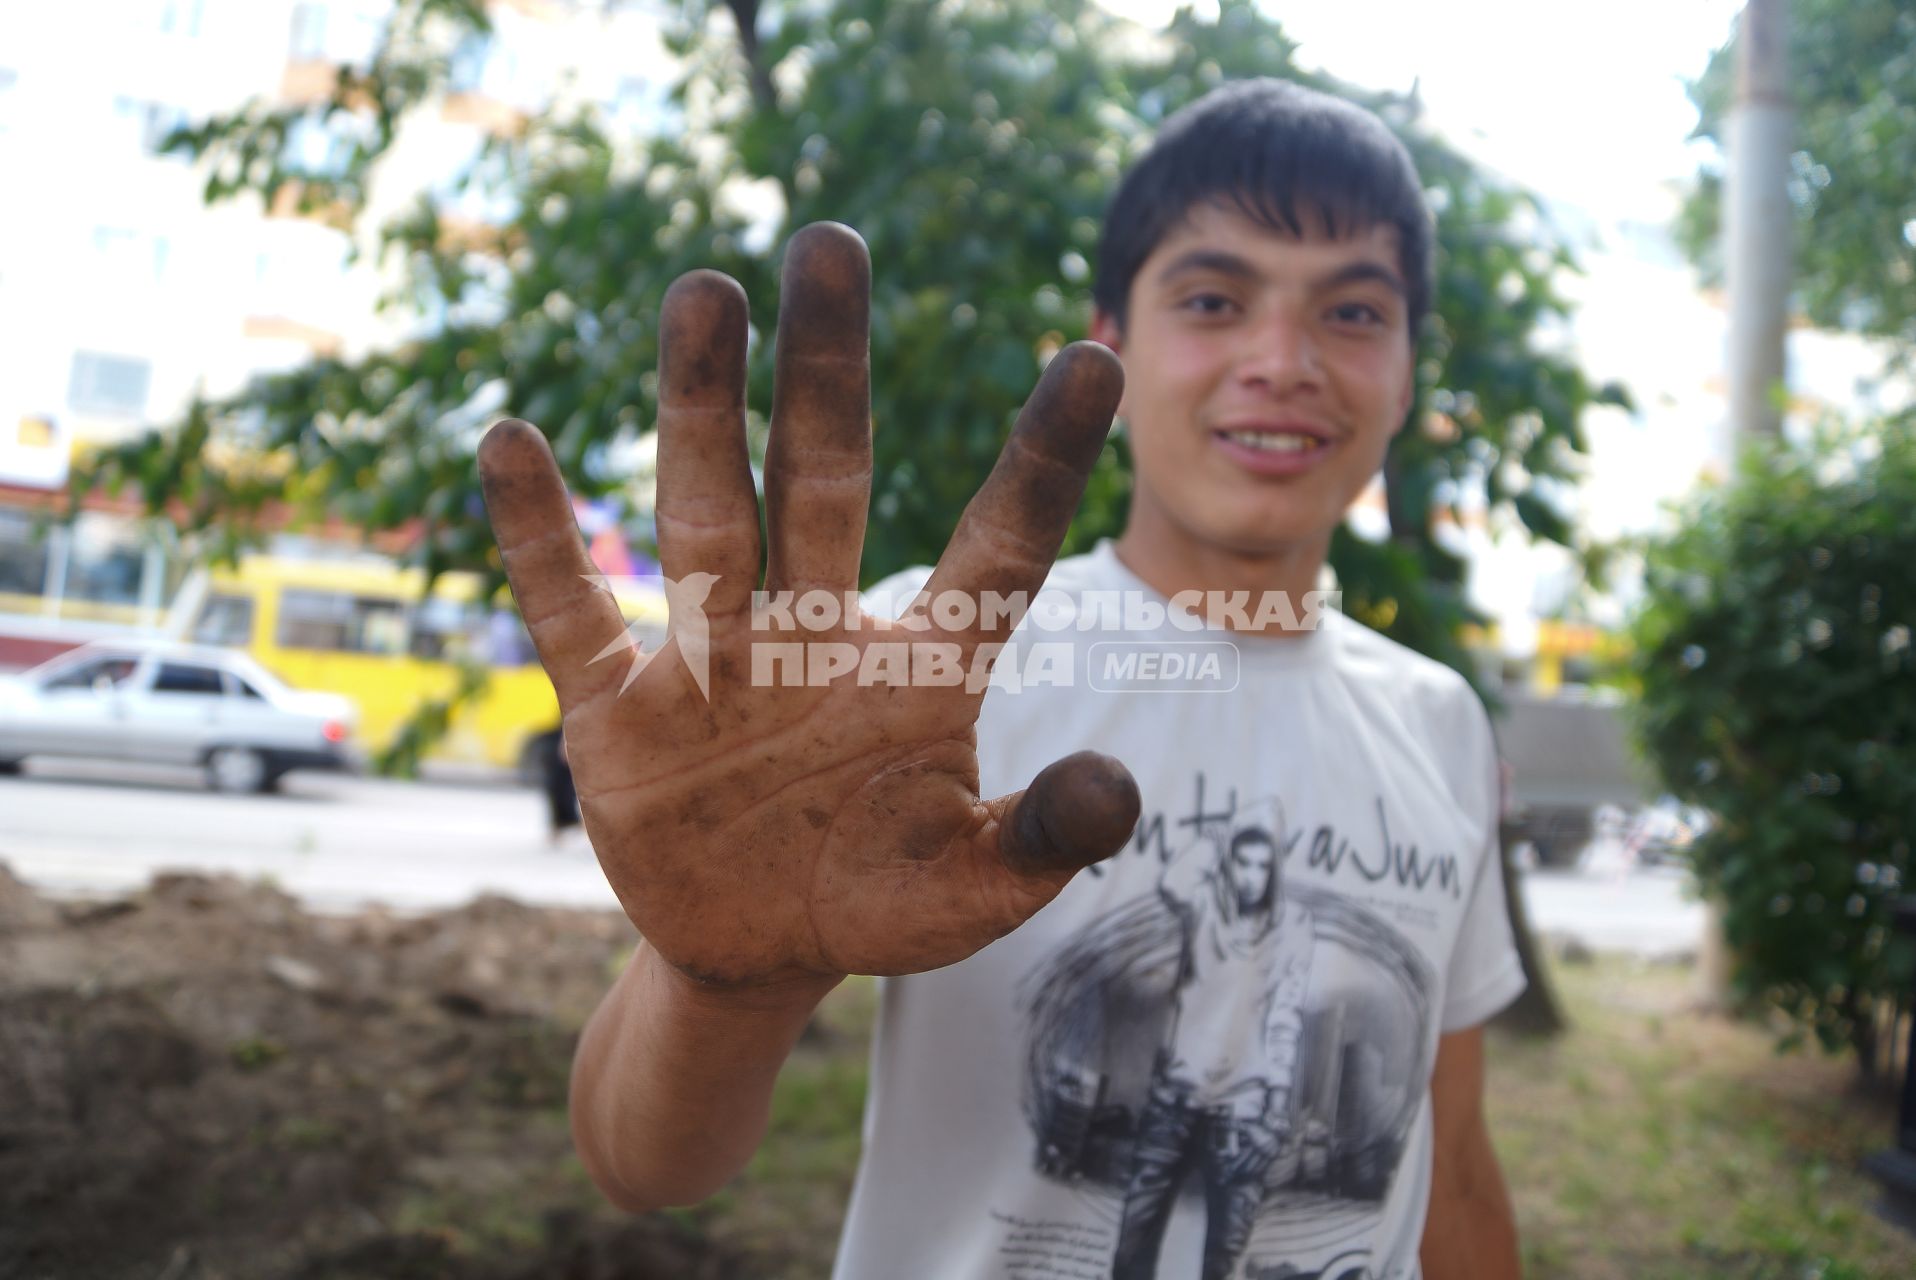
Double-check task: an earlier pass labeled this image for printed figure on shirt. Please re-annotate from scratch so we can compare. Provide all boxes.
[1112,797,1314,1279]
[1019,781,1443,1279]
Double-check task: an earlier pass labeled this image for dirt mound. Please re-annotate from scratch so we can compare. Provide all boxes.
[0,865,757,1280]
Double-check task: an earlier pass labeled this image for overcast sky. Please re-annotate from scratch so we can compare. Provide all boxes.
[1106,0,1745,223]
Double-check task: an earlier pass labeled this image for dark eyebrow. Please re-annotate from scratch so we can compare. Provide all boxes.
[1155,249,1260,285]
[1317,261,1407,298]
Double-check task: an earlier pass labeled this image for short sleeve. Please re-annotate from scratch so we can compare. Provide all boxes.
[1439,710,1528,1033]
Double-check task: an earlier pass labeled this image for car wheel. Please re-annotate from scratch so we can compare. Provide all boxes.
[205,746,270,795]
[0,759,21,776]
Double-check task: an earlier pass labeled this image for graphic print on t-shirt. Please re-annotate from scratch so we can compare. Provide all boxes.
[1015,786,1436,1280]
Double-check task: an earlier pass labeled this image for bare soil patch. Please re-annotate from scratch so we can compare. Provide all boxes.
[0,864,752,1280]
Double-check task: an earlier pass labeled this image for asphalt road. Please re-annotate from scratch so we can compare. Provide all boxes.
[0,759,615,914]
[0,759,1707,955]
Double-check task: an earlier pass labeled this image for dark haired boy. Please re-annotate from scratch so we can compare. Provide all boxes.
[479,77,1524,1280]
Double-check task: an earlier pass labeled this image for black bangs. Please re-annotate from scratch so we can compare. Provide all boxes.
[1094,79,1433,334]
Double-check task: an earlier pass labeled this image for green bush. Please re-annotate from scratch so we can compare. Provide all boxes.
[1627,418,1916,1058]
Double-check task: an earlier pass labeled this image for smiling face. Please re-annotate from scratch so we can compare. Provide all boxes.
[1092,200,1417,563]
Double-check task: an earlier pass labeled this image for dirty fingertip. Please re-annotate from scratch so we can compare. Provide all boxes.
[1003,751,1141,876]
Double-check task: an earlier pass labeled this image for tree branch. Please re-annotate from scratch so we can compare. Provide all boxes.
[723,0,778,116]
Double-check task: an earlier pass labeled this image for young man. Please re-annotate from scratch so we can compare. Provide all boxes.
[478,78,1524,1280]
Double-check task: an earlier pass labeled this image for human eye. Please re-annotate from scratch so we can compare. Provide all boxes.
[1176,289,1237,318]
[1326,299,1386,327]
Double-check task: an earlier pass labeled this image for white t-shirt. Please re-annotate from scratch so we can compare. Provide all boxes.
[834,542,1525,1280]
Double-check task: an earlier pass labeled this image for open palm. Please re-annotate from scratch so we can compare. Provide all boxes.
[478,223,1138,988]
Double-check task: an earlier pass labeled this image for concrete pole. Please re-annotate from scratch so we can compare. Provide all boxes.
[1724,0,1792,441]
[1701,1,1794,1011]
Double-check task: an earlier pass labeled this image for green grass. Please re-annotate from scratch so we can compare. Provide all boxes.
[1490,958,1915,1280]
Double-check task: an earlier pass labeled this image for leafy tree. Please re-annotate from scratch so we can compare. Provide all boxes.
[75,0,1609,1034]
[1625,419,1916,1066]
[1678,0,1916,364]
[81,0,1620,693]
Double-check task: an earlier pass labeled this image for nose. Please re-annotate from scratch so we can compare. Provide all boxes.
[1236,309,1323,395]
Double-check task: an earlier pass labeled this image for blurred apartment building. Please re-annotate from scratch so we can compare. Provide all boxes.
[0,0,667,664]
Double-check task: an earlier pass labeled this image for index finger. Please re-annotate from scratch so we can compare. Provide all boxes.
[915,342,1123,645]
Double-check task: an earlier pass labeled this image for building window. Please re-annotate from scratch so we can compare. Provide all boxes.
[67,352,153,418]
[158,0,206,37]
[0,508,51,598]
[112,97,188,157]
[0,68,17,137]
[61,516,150,608]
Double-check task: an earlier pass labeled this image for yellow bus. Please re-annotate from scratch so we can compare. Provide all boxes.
[174,554,667,775]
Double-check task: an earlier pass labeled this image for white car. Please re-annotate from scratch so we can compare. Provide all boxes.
[0,640,359,793]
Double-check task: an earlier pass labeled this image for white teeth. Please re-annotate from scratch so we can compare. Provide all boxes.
[1223,430,1319,452]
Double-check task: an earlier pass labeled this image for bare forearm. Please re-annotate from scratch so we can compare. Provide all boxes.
[1420,1127,1521,1280]
[569,941,841,1212]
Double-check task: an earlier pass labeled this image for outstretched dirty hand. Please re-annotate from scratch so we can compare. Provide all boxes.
[478,222,1138,990]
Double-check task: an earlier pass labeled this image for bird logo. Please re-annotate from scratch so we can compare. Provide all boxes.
[580,571,720,702]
